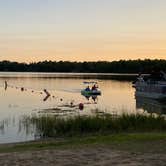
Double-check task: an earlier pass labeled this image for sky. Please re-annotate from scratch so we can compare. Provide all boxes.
[0,0,165,62]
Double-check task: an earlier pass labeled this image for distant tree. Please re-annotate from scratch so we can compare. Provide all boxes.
[0,59,165,73]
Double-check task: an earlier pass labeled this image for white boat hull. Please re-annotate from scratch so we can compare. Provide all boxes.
[133,72,166,101]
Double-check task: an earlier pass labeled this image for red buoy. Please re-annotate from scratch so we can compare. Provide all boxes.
[79,103,84,110]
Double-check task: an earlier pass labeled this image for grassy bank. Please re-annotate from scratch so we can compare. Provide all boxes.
[1,114,166,153]
[22,114,166,138]
[0,133,166,153]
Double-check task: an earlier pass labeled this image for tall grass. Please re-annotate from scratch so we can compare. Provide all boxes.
[23,114,166,138]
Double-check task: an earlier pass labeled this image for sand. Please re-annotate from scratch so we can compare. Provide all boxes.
[0,146,165,166]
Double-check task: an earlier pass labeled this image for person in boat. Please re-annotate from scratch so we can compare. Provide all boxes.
[91,84,97,91]
[85,86,90,91]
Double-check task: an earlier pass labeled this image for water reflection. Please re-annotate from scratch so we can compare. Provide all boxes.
[136,96,166,115]
[82,94,99,103]
[0,73,139,143]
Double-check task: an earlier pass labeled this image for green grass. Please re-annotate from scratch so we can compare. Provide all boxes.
[1,114,166,153]
[0,133,166,153]
[22,114,166,138]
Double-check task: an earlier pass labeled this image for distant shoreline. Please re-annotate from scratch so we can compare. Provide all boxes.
[0,72,141,80]
[0,59,165,73]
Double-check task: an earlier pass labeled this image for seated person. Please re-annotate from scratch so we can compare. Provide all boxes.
[85,86,90,91]
[92,84,97,91]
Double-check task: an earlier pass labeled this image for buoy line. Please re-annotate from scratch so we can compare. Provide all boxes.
[3,81,99,110]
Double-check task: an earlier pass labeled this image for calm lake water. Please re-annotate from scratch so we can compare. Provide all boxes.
[0,72,165,143]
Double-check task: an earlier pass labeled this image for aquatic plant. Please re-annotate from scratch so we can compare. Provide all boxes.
[21,113,166,138]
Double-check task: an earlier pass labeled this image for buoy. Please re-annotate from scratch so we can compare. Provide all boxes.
[4,81,7,90]
[79,103,84,110]
[43,89,51,102]
[43,89,50,96]
[70,101,74,107]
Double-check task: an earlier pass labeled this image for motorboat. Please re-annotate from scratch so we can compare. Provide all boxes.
[133,71,166,101]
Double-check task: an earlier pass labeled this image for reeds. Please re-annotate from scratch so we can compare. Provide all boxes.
[23,113,166,138]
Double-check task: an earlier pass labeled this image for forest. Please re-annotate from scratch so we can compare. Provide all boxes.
[0,59,165,73]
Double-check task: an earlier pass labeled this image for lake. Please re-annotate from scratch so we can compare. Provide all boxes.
[0,72,165,143]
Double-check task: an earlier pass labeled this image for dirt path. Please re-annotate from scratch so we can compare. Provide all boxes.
[0,146,165,166]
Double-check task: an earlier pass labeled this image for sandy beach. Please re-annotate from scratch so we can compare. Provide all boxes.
[0,144,165,166]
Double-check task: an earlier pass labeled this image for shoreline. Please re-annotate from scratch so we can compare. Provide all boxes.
[0,132,166,153]
[0,133,166,166]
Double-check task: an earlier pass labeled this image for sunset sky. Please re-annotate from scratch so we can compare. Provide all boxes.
[0,0,165,62]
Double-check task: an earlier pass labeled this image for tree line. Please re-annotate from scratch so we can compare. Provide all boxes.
[0,59,165,73]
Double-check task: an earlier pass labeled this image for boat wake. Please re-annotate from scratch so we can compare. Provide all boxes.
[57,88,81,93]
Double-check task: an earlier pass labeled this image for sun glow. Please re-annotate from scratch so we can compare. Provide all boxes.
[0,0,165,62]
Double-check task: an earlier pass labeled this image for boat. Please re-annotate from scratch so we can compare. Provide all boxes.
[81,82,101,96]
[133,71,166,101]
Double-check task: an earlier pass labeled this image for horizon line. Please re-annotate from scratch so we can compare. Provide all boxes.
[0,58,166,64]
